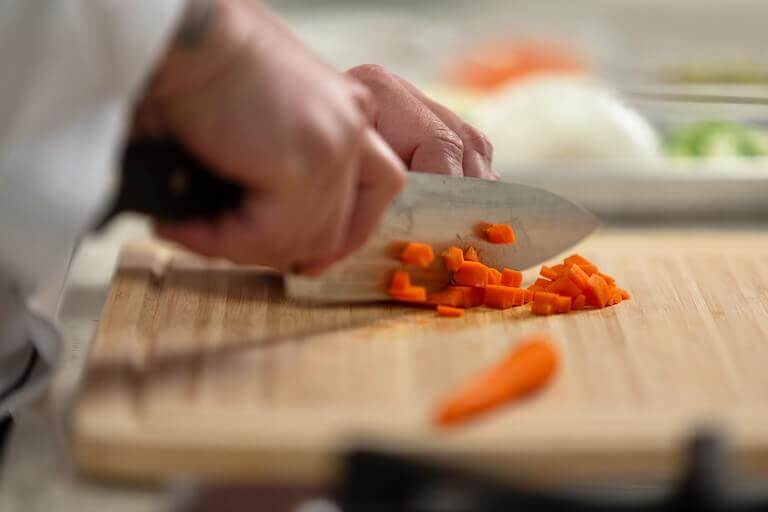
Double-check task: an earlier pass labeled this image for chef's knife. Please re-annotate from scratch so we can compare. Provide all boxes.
[109,139,599,302]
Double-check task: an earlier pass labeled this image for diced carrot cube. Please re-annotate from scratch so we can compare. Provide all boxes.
[390,286,427,303]
[485,223,517,244]
[437,305,465,317]
[389,270,410,292]
[618,288,631,300]
[447,286,485,308]
[584,274,611,308]
[464,247,479,262]
[540,265,560,281]
[442,247,464,271]
[564,254,595,268]
[531,301,554,316]
[566,264,590,291]
[598,272,616,287]
[573,294,586,310]
[533,278,551,287]
[527,285,545,293]
[545,276,582,299]
[533,291,559,306]
[400,243,434,267]
[501,268,523,288]
[488,267,502,285]
[427,288,465,307]
[523,290,534,304]
[555,296,572,314]
[579,264,599,276]
[484,285,525,309]
[454,261,489,288]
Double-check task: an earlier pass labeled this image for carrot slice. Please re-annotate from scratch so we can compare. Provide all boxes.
[555,296,573,314]
[427,289,465,308]
[484,285,525,309]
[533,278,552,288]
[584,274,611,308]
[400,242,434,267]
[523,290,534,304]
[618,288,631,300]
[564,254,595,268]
[545,276,582,299]
[454,261,489,288]
[527,285,546,294]
[488,267,503,285]
[566,264,590,291]
[442,246,464,271]
[389,270,411,292]
[501,268,523,288]
[437,305,465,317]
[572,294,586,310]
[390,286,427,303]
[540,265,560,281]
[435,335,559,426]
[579,264,599,276]
[485,223,517,244]
[531,301,555,316]
[464,247,480,262]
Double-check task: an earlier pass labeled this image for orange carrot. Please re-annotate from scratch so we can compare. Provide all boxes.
[545,276,582,299]
[572,294,586,310]
[437,305,465,317]
[435,335,559,426]
[531,301,554,316]
[564,254,594,268]
[389,270,410,292]
[566,264,590,291]
[579,264,599,276]
[454,261,489,288]
[488,267,503,285]
[618,288,631,300]
[400,242,434,267]
[484,285,525,309]
[427,288,465,308]
[485,223,517,244]
[442,246,464,271]
[555,296,572,314]
[390,286,427,303]
[540,265,560,281]
[533,277,551,288]
[523,290,534,304]
[447,286,485,308]
[584,274,611,308]
[464,246,480,262]
[501,268,523,288]
[597,272,616,287]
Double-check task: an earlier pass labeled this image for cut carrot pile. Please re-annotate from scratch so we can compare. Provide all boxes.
[400,242,434,267]
[435,335,559,426]
[389,242,628,319]
[485,224,517,244]
[529,253,629,316]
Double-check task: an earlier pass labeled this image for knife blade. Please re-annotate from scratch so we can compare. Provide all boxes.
[285,172,599,302]
[112,139,599,303]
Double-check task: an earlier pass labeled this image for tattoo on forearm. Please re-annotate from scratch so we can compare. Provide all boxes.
[175,0,217,49]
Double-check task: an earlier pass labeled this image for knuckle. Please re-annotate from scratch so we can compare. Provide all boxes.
[466,128,494,160]
[347,63,388,81]
[433,129,464,159]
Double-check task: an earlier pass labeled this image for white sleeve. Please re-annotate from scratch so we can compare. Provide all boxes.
[0,0,187,417]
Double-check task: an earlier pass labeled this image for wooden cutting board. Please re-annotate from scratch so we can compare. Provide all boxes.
[72,229,768,484]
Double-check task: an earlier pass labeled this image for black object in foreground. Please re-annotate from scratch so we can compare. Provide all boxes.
[98,139,246,228]
[337,432,768,512]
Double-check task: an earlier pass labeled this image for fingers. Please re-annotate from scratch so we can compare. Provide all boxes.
[394,76,497,180]
[298,129,406,276]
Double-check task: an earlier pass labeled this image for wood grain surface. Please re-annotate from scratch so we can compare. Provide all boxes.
[72,229,768,484]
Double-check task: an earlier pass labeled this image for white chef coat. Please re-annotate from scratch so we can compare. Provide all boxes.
[0,0,186,417]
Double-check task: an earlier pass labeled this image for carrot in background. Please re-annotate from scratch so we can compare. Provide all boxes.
[435,335,559,426]
[401,242,434,267]
[442,247,464,271]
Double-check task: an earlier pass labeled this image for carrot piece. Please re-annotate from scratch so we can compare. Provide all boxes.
[545,276,582,299]
[523,290,534,304]
[598,272,616,287]
[389,270,411,292]
[555,296,572,314]
[584,274,611,308]
[454,261,489,288]
[485,223,517,244]
[464,246,480,262]
[484,285,525,309]
[540,265,560,281]
[527,285,545,294]
[390,286,427,303]
[400,242,434,268]
[488,267,502,285]
[427,288,466,308]
[446,286,485,308]
[579,264,599,276]
[572,294,586,310]
[533,278,552,288]
[551,264,568,276]
[442,246,464,271]
[618,288,631,300]
[435,336,559,426]
[531,301,555,316]
[564,254,595,268]
[609,288,623,306]
[437,305,465,318]
[533,291,558,306]
[501,268,523,288]
[566,264,590,291]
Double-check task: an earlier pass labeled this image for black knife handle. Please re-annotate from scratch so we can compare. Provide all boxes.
[99,139,246,227]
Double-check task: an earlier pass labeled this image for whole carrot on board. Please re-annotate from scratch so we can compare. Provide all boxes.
[435,335,559,427]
